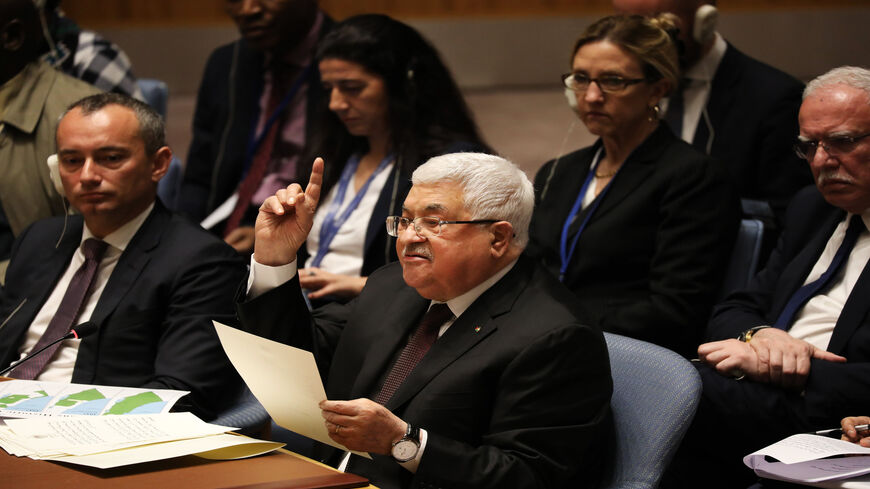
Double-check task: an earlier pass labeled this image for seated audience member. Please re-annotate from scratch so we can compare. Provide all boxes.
[0,0,100,264]
[179,0,329,253]
[526,14,739,357]
[613,0,811,220]
[665,66,870,489]
[36,0,143,99]
[238,153,612,489]
[297,14,490,304]
[0,93,245,420]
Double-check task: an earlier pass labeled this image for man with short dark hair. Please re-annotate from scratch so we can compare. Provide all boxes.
[0,93,245,420]
[180,0,330,254]
[666,66,870,488]
[238,152,612,489]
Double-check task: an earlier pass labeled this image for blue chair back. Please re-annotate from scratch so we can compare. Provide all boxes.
[599,333,702,489]
[718,219,765,301]
[211,384,271,438]
[137,78,168,119]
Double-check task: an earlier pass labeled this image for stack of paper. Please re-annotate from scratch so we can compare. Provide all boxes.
[0,412,284,469]
[745,433,870,488]
[0,378,188,418]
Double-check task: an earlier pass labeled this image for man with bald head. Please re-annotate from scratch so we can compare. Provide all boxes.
[665,66,870,488]
[613,0,810,222]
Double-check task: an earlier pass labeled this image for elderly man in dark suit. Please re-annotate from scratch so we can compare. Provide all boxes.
[664,66,870,488]
[237,152,612,489]
[0,93,245,420]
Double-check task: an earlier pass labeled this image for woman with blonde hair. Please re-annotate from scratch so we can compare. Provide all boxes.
[527,14,740,356]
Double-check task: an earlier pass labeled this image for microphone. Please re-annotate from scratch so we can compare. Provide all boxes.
[0,321,98,377]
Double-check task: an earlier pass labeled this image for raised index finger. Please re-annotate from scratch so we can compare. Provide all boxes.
[305,157,325,209]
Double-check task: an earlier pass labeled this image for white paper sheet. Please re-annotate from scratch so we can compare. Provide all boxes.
[213,321,370,458]
[200,192,239,230]
[745,434,870,485]
[44,433,284,469]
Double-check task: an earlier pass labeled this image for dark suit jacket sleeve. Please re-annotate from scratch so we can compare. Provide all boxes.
[597,154,739,350]
[139,236,247,418]
[414,323,611,489]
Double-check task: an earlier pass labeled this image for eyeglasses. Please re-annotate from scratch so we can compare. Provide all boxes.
[793,132,870,160]
[561,73,647,93]
[385,216,500,238]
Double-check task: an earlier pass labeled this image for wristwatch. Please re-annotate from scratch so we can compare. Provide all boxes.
[391,422,420,463]
[738,325,771,343]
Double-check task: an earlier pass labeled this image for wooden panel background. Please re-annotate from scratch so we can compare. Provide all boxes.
[62,0,870,26]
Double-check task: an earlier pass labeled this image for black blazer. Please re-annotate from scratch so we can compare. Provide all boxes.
[527,125,740,356]
[0,202,246,420]
[708,185,870,426]
[698,43,811,214]
[237,256,612,489]
[179,19,332,227]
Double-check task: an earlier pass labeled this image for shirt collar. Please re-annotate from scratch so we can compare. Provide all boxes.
[685,32,727,83]
[440,258,519,319]
[0,61,53,134]
[82,202,155,252]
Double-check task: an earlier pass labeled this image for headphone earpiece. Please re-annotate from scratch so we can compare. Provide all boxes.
[47,154,65,197]
[564,88,581,115]
[693,4,718,45]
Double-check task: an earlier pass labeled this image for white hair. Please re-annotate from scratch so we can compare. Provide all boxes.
[804,66,870,101]
[412,152,534,249]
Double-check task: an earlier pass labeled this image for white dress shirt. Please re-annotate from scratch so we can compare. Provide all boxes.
[662,32,727,148]
[12,203,154,382]
[788,211,870,350]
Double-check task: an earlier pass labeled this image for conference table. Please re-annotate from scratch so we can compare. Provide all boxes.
[4,446,373,489]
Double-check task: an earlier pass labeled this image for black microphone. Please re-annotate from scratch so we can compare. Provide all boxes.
[0,321,98,377]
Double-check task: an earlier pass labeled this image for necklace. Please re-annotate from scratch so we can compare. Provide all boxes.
[594,169,618,178]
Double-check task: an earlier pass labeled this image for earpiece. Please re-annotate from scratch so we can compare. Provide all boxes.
[564,88,581,115]
[693,4,718,46]
[46,154,64,196]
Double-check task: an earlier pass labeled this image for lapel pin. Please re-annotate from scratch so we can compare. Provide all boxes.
[474,325,481,333]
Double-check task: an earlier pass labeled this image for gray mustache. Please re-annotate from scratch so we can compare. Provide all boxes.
[403,243,433,259]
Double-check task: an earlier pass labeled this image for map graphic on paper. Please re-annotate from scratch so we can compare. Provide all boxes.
[0,380,186,418]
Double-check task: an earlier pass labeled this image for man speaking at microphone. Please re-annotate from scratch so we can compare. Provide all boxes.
[0,93,245,420]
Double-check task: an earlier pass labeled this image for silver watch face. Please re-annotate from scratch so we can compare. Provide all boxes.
[392,439,418,461]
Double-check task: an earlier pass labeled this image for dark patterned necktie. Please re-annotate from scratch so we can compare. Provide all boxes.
[773,215,865,329]
[373,303,454,405]
[10,238,108,379]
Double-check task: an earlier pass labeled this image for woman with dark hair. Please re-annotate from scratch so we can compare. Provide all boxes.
[526,14,740,356]
[297,14,489,303]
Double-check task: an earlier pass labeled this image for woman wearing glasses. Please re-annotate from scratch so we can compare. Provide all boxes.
[526,14,740,357]
[296,14,488,305]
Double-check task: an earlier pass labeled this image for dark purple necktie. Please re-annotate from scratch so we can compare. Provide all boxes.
[10,238,108,380]
[773,215,865,329]
[374,303,454,405]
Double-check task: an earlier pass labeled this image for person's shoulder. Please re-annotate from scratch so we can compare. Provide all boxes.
[536,145,598,180]
[721,43,804,94]
[40,62,102,102]
[152,207,242,262]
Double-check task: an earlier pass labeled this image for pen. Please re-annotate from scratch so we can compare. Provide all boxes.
[813,424,870,438]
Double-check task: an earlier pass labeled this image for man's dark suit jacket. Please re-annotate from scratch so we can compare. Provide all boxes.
[668,186,870,488]
[0,201,246,420]
[527,125,740,357]
[179,21,330,228]
[238,256,612,489]
[697,43,811,215]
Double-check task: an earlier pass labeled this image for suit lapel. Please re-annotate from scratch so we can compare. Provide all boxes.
[384,258,531,411]
[567,126,670,237]
[828,256,870,354]
[89,205,166,325]
[347,286,430,400]
[695,43,739,150]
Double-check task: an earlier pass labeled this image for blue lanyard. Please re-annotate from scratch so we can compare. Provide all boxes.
[241,64,313,177]
[311,153,393,268]
[559,148,618,281]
